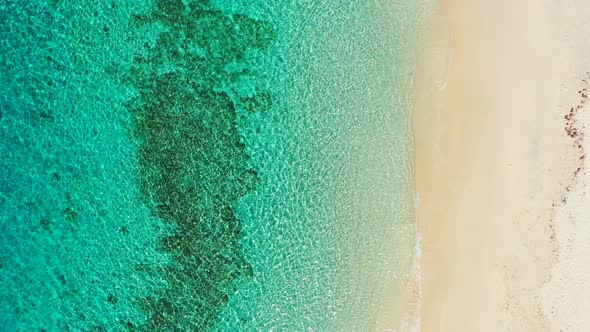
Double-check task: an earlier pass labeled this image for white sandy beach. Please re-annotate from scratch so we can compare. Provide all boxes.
[411,0,590,331]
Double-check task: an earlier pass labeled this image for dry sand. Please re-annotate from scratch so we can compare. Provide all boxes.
[542,81,590,331]
[411,0,590,331]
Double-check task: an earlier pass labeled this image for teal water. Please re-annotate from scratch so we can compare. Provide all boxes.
[0,0,422,331]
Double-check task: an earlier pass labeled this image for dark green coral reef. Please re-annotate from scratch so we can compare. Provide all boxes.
[126,0,275,330]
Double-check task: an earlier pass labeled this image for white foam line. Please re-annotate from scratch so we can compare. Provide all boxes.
[398,194,423,332]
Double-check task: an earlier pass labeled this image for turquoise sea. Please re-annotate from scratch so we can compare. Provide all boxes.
[0,0,422,331]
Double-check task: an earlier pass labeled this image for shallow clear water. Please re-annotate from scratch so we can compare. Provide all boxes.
[0,0,421,331]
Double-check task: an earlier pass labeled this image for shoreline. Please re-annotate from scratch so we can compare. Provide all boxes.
[411,0,590,330]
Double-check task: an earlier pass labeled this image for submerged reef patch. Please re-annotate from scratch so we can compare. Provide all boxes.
[126,0,275,330]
